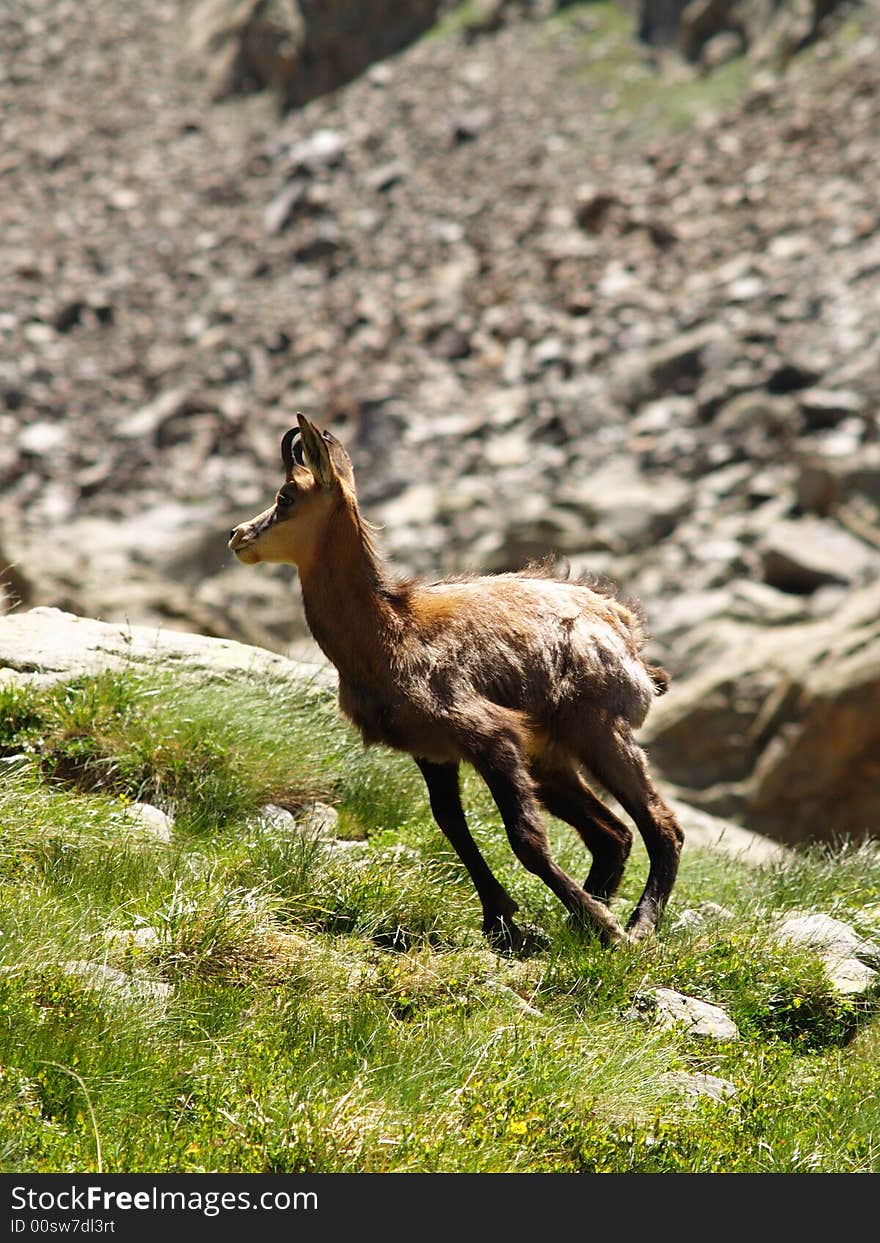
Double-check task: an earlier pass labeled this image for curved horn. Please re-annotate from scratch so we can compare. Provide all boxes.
[281,427,302,471]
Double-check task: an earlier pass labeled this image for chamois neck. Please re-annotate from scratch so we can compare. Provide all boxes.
[297,501,401,683]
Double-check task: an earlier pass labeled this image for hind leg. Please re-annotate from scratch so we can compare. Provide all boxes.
[463,719,628,946]
[531,762,633,903]
[585,728,684,941]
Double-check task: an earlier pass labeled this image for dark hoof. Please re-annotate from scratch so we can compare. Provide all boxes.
[626,907,659,943]
[483,917,548,957]
[514,924,551,957]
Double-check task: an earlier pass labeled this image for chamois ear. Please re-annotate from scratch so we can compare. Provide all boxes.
[296,413,337,488]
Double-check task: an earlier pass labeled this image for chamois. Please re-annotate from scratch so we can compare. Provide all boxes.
[229,415,684,948]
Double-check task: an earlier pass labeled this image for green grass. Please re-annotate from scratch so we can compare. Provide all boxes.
[425,1,482,41]
[546,1,754,137]
[0,668,879,1171]
[426,2,757,148]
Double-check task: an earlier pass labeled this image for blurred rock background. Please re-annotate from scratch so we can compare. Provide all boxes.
[1,0,878,844]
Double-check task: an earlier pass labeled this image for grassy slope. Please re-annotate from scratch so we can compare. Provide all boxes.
[0,668,878,1172]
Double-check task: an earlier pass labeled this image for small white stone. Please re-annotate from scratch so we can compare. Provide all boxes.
[328,839,367,856]
[62,960,173,1005]
[775,913,880,966]
[103,926,161,951]
[670,910,707,933]
[18,421,69,455]
[643,988,740,1041]
[660,1071,738,1102]
[671,902,735,932]
[257,803,297,830]
[122,802,173,843]
[298,801,339,839]
[257,800,341,840]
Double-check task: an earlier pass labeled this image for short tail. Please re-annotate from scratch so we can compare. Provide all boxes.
[647,663,670,696]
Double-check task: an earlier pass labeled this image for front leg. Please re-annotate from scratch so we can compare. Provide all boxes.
[416,759,527,951]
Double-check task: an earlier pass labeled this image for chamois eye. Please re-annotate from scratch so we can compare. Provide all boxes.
[276,488,295,508]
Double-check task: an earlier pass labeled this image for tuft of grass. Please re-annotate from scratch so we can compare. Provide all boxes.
[422,1,482,42]
[553,2,753,135]
[0,671,418,837]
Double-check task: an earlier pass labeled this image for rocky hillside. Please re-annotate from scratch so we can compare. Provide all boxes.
[1,0,879,844]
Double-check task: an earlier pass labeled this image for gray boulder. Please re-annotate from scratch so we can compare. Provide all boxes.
[0,542,31,613]
[62,961,173,1007]
[635,0,847,66]
[637,987,740,1040]
[774,913,880,996]
[668,799,790,866]
[188,0,305,101]
[188,0,444,110]
[641,578,880,845]
[557,459,692,553]
[611,325,734,410]
[759,517,878,594]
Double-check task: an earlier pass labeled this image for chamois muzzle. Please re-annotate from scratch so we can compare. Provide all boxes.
[228,499,283,563]
[228,524,259,560]
[228,523,264,564]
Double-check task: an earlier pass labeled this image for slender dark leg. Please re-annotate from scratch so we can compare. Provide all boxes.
[586,730,684,940]
[532,765,633,903]
[469,733,628,946]
[416,759,524,950]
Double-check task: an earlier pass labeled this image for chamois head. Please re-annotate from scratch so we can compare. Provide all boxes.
[228,414,355,567]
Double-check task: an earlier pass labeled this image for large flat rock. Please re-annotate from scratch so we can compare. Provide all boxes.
[0,607,333,689]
